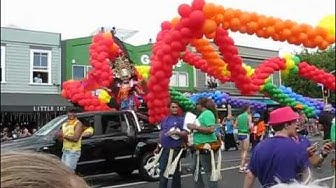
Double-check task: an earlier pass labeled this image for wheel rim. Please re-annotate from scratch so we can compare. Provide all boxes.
[145,155,160,179]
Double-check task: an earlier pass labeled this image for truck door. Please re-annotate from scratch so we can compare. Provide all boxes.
[77,115,106,175]
[100,111,136,173]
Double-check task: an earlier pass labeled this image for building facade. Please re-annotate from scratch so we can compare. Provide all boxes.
[1,27,73,129]
[62,37,196,91]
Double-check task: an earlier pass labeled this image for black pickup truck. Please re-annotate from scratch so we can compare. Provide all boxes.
[1,110,160,181]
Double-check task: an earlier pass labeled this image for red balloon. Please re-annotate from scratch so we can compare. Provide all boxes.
[178,4,192,18]
[191,0,205,10]
[161,21,172,30]
[188,10,205,29]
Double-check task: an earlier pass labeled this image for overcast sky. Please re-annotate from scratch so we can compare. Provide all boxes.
[1,0,335,52]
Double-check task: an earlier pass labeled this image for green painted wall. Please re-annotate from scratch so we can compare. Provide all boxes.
[62,37,195,91]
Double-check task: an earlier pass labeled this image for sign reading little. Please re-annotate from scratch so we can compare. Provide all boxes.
[33,105,67,112]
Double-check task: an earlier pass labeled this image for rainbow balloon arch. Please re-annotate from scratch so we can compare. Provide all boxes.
[61,0,335,123]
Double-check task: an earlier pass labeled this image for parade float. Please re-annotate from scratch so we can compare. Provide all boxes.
[61,0,335,123]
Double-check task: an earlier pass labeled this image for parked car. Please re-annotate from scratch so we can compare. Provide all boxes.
[1,110,160,181]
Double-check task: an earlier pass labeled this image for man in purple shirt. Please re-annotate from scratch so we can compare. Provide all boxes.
[244,107,310,188]
[154,101,188,188]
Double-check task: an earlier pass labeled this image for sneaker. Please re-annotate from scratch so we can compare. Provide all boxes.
[239,167,246,173]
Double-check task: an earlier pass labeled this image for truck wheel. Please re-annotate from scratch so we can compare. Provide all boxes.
[139,152,160,181]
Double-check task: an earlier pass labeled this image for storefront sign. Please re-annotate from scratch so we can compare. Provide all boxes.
[33,105,67,112]
[140,54,183,68]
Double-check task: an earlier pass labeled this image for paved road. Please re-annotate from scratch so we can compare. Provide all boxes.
[85,137,335,188]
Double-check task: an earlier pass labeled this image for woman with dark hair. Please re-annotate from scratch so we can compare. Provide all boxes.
[187,98,221,188]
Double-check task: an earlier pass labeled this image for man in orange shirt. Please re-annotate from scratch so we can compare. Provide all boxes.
[250,113,265,150]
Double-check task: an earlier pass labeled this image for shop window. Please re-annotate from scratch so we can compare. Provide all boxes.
[169,72,178,87]
[205,73,219,88]
[30,49,51,84]
[1,46,5,83]
[169,71,189,87]
[72,65,85,80]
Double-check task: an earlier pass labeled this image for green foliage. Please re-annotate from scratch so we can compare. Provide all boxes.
[282,47,336,104]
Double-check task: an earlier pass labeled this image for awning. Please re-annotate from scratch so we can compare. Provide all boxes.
[1,93,74,112]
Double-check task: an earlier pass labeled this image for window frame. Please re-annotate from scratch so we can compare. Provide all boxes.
[1,46,6,83]
[30,49,52,84]
[178,71,189,87]
[169,71,189,87]
[205,73,220,86]
[72,65,86,80]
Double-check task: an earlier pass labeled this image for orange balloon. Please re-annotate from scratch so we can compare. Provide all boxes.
[171,17,180,27]
[281,29,292,39]
[247,22,258,35]
[266,17,276,25]
[249,12,259,22]
[272,34,280,41]
[298,33,308,43]
[240,13,251,25]
[216,5,225,15]
[326,35,335,44]
[318,40,329,50]
[314,26,328,38]
[223,8,235,21]
[257,16,268,29]
[222,22,230,30]
[230,18,241,31]
[202,19,217,34]
[314,35,324,45]
[256,29,266,38]
[274,21,285,33]
[203,3,216,19]
[291,25,302,36]
[214,14,224,24]
[205,32,216,39]
[239,26,248,34]
[266,26,276,36]
[283,20,294,29]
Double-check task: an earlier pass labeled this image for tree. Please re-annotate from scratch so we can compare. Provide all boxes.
[282,46,335,104]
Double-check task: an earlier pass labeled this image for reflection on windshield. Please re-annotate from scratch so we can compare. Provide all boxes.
[34,115,67,136]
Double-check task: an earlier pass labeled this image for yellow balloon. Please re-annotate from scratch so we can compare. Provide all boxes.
[318,14,335,36]
[287,60,295,69]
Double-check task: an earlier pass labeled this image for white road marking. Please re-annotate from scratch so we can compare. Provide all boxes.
[103,165,240,188]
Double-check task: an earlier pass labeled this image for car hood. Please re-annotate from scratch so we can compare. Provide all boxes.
[1,136,51,152]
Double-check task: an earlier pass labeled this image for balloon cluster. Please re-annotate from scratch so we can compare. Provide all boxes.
[298,62,336,91]
[146,0,335,123]
[203,3,335,50]
[188,90,267,111]
[135,65,150,80]
[61,32,122,111]
[280,54,301,77]
[61,80,112,111]
[279,86,323,116]
[169,89,195,111]
[262,82,316,117]
[189,90,229,106]
[227,98,267,111]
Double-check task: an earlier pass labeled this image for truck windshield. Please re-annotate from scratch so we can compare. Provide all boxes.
[34,115,67,136]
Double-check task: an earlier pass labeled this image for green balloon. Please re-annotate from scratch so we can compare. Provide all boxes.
[292,56,300,64]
